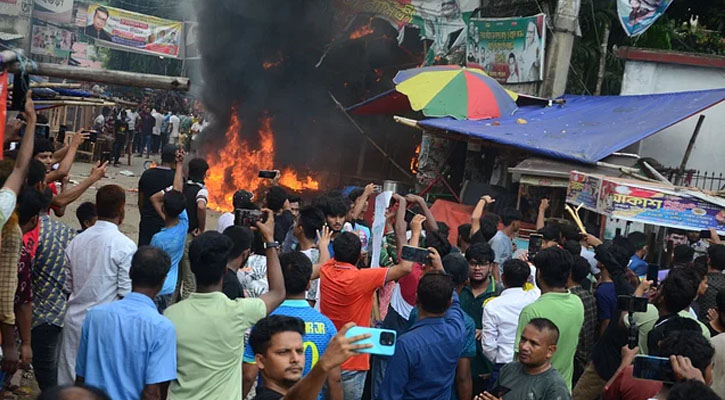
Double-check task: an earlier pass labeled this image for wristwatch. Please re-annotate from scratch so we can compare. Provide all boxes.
[264,241,281,250]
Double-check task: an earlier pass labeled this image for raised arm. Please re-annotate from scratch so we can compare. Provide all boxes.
[311,225,333,281]
[391,194,407,250]
[471,196,494,236]
[406,194,438,233]
[407,214,426,247]
[52,162,108,211]
[172,150,184,191]
[349,183,375,221]
[282,323,371,400]
[4,93,36,195]
[257,210,285,314]
[46,132,88,183]
[536,198,549,230]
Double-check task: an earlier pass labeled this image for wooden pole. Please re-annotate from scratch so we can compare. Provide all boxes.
[7,61,190,92]
[594,24,611,96]
[34,100,116,107]
[676,115,706,185]
[329,92,413,180]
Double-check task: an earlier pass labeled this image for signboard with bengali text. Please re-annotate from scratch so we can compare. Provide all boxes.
[85,4,183,58]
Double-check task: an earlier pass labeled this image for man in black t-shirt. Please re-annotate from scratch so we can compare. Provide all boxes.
[221,226,252,300]
[112,111,129,166]
[137,145,176,246]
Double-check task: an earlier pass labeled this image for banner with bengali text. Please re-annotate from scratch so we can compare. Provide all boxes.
[85,4,183,58]
[33,0,73,24]
[567,171,725,234]
[466,14,546,84]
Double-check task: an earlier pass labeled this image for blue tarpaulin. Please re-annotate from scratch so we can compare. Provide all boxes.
[418,89,725,164]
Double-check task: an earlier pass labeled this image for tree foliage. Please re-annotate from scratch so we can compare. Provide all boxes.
[567,0,725,95]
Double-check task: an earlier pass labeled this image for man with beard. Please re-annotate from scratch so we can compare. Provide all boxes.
[475,319,570,400]
[315,195,350,257]
[462,242,503,394]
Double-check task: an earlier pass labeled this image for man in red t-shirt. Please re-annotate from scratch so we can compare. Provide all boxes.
[319,232,414,400]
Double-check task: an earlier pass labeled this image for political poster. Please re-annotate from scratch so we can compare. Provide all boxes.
[617,0,674,37]
[466,14,546,84]
[66,41,103,69]
[567,171,725,235]
[85,4,183,58]
[333,0,478,56]
[33,0,73,24]
[31,25,72,58]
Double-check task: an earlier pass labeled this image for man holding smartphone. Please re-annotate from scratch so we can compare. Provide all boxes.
[475,318,570,400]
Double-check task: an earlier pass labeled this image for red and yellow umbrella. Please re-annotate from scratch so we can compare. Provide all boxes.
[394,65,518,120]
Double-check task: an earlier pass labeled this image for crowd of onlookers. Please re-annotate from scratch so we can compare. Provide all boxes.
[1,92,725,400]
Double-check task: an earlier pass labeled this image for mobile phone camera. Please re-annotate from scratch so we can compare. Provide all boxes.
[379,332,395,346]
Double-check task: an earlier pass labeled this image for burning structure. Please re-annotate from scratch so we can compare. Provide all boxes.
[195,0,425,210]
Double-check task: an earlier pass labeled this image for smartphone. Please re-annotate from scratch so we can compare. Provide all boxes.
[646,264,660,286]
[100,151,112,164]
[617,295,649,313]
[234,209,265,227]
[344,326,396,356]
[700,229,711,239]
[372,185,382,193]
[528,234,543,258]
[258,170,277,179]
[404,209,417,224]
[633,355,675,383]
[400,245,431,264]
[490,385,511,397]
[10,72,29,111]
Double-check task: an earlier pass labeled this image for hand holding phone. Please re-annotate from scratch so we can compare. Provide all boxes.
[343,326,396,356]
[646,264,659,287]
[633,355,674,383]
[528,234,543,258]
[401,245,432,264]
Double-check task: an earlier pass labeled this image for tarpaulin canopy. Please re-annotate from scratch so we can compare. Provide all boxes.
[417,88,725,164]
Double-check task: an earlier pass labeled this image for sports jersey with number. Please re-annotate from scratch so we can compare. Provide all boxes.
[244,299,337,382]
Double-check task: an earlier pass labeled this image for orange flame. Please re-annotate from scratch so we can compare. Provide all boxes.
[349,20,375,40]
[262,52,284,70]
[205,112,320,212]
[410,144,421,174]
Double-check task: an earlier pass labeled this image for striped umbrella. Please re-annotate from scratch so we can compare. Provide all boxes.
[394,65,518,120]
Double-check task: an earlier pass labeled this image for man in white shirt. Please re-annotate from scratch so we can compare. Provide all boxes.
[151,109,164,154]
[169,113,181,146]
[57,184,137,385]
[481,259,540,381]
[216,190,254,233]
[125,108,140,155]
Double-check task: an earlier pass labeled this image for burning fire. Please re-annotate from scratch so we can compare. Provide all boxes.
[410,144,420,174]
[262,52,284,70]
[205,112,320,212]
[349,19,375,40]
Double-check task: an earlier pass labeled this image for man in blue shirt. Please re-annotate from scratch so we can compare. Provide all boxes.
[406,253,476,400]
[150,149,187,311]
[379,259,467,400]
[243,251,342,400]
[75,246,177,400]
[627,231,648,276]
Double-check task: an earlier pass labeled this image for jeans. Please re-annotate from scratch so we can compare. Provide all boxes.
[151,135,161,153]
[112,133,126,164]
[341,370,366,400]
[143,133,152,155]
[371,306,409,398]
[178,234,196,300]
[31,324,62,391]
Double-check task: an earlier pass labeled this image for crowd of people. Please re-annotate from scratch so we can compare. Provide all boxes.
[1,93,725,400]
[91,104,207,167]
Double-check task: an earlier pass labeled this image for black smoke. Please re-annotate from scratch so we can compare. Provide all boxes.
[195,0,423,187]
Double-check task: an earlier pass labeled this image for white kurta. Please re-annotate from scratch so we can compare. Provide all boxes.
[57,221,136,385]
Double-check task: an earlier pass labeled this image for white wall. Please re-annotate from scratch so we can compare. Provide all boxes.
[620,60,725,173]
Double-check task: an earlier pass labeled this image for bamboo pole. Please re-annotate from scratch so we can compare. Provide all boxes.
[9,82,82,89]
[34,100,116,107]
[7,61,190,92]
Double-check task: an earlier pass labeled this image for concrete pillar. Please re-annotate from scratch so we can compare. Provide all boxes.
[540,0,581,98]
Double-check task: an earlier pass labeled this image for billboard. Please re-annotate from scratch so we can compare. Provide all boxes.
[466,14,546,84]
[617,0,673,37]
[31,24,72,58]
[85,4,183,58]
[33,0,73,24]
[567,171,725,235]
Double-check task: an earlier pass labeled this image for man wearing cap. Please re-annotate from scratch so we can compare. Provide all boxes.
[138,145,178,246]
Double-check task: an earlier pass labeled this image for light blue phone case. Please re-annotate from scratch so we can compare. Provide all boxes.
[345,326,397,356]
